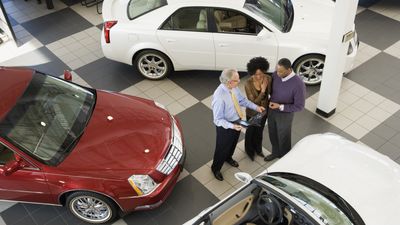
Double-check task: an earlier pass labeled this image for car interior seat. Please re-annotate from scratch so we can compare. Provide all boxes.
[214,10,247,32]
[196,9,207,30]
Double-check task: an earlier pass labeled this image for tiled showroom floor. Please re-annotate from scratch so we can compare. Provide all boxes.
[0,0,400,224]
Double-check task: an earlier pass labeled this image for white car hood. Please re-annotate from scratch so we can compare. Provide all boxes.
[268,133,400,225]
[290,0,334,37]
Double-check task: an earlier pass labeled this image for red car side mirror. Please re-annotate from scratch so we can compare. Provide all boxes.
[0,155,22,176]
[64,70,72,81]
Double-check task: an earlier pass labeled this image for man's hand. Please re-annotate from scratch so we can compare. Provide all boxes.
[256,106,265,113]
[269,102,280,109]
[233,124,242,131]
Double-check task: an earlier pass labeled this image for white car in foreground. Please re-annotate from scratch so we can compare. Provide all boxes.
[185,133,400,225]
[101,0,358,85]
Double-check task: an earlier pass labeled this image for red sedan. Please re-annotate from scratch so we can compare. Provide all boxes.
[0,67,185,224]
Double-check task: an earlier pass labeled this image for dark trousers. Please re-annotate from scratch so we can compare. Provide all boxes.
[245,114,267,158]
[268,110,294,157]
[211,126,240,173]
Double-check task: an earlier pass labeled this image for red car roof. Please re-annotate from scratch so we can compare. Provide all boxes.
[0,67,33,120]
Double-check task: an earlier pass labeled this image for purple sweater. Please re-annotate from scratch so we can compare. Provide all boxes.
[270,72,306,113]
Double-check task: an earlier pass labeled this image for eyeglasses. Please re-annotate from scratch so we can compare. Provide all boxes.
[230,79,240,83]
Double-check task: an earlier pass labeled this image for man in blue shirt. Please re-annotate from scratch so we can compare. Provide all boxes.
[211,69,265,181]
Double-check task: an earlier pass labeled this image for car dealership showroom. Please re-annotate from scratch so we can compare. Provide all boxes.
[0,0,400,224]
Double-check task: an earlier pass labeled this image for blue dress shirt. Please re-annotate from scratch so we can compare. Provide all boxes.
[212,84,258,129]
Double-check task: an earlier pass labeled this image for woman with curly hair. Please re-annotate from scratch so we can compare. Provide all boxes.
[244,57,272,161]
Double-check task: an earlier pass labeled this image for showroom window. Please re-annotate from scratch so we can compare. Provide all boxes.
[213,8,262,35]
[0,143,15,165]
[127,0,167,20]
[161,7,209,32]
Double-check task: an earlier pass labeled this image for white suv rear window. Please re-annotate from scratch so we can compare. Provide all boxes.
[128,0,167,19]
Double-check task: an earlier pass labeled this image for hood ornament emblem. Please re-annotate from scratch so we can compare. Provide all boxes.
[144,149,150,153]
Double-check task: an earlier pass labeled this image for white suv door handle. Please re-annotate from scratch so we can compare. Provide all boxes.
[166,39,176,43]
[218,43,229,47]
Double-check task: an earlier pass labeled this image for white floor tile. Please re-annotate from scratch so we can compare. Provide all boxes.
[367,107,392,122]
[178,95,199,108]
[378,99,400,114]
[205,178,232,197]
[166,101,186,115]
[341,107,364,122]
[356,114,381,131]
[352,98,375,113]
[329,113,353,130]
[344,123,369,139]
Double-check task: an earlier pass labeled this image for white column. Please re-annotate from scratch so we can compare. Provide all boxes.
[316,0,359,117]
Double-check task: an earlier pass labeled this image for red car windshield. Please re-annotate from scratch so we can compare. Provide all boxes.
[0,71,95,166]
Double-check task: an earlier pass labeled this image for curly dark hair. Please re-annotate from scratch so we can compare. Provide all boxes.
[246,57,270,75]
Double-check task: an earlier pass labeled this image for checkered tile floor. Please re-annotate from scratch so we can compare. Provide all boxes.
[0,0,400,224]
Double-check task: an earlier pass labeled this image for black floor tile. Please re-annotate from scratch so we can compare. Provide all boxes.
[0,204,30,225]
[293,110,341,137]
[123,211,159,225]
[389,133,400,148]
[96,23,103,30]
[11,215,37,225]
[44,216,68,225]
[125,176,218,225]
[360,132,387,149]
[168,70,222,100]
[372,122,398,140]
[1,46,71,75]
[177,103,216,172]
[346,52,400,104]
[29,205,59,225]
[154,208,180,225]
[75,57,144,91]
[159,176,219,223]
[384,115,400,132]
[378,141,400,160]
[60,0,81,6]
[21,8,93,45]
[355,9,400,50]
[305,85,320,98]
[359,0,380,7]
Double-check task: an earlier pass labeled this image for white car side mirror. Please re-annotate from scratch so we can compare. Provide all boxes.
[235,172,252,183]
[257,28,271,40]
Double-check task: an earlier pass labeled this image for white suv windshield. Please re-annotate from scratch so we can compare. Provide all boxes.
[265,176,353,225]
[244,0,293,32]
[128,0,167,19]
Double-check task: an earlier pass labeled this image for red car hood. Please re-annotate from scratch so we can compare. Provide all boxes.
[58,90,172,177]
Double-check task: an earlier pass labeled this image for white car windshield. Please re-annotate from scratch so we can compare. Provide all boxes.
[265,175,353,225]
[244,0,293,32]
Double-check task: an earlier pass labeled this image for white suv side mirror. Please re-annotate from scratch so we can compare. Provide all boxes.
[234,172,252,183]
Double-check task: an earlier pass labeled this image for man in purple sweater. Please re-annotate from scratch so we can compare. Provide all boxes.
[264,58,306,161]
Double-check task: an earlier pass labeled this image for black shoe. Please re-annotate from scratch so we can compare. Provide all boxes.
[256,152,265,157]
[226,159,239,167]
[264,154,278,162]
[213,170,224,181]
